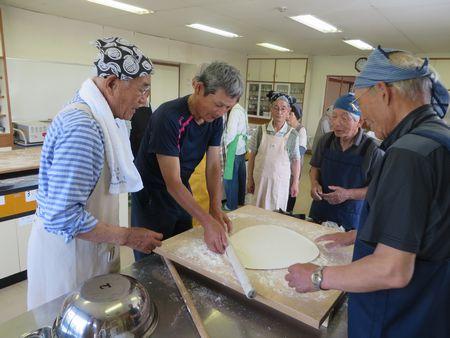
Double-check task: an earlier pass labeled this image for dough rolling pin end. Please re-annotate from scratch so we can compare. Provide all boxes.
[225,233,256,299]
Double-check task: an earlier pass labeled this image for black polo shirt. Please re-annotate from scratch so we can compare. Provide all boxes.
[310,129,384,185]
[358,105,450,260]
[134,95,223,190]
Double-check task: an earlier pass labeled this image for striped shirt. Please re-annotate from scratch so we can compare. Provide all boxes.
[36,93,104,242]
[248,120,300,161]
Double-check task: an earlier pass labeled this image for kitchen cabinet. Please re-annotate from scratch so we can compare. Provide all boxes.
[289,59,307,82]
[274,82,305,105]
[246,82,273,118]
[275,59,307,82]
[247,59,275,82]
[16,215,34,271]
[274,59,290,82]
[0,174,37,284]
[259,59,276,81]
[0,218,20,279]
[246,58,308,118]
[0,215,32,278]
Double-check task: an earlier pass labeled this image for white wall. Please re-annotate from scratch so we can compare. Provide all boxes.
[150,64,179,111]
[7,59,94,121]
[0,6,247,121]
[179,63,199,97]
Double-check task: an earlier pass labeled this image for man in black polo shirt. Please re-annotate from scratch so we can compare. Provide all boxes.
[132,62,243,259]
[285,47,449,338]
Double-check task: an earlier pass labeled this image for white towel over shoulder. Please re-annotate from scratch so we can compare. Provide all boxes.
[79,78,143,194]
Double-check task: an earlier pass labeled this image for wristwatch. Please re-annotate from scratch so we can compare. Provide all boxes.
[311,266,325,290]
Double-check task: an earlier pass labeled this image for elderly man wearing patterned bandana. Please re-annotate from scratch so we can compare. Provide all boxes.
[285,47,450,338]
[27,37,163,310]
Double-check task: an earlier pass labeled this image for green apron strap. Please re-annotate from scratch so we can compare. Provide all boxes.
[224,134,241,180]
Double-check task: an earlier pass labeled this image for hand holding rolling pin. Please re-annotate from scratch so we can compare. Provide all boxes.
[203,207,233,254]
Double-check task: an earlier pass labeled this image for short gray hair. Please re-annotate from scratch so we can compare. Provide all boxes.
[388,52,433,102]
[194,61,244,99]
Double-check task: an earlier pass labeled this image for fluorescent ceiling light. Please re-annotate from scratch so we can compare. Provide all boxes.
[343,39,374,50]
[256,43,292,52]
[186,23,240,38]
[290,14,341,33]
[86,0,152,15]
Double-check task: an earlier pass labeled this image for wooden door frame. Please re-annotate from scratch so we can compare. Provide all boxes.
[322,75,356,115]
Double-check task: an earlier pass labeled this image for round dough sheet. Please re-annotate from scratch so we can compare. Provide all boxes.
[230,225,319,270]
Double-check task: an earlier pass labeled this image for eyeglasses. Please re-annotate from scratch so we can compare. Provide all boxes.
[138,86,151,97]
[271,106,290,112]
[349,88,371,111]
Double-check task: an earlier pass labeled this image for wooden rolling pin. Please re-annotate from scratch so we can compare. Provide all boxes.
[163,256,210,338]
[225,234,256,299]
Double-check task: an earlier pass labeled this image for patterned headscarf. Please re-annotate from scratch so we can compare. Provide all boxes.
[354,46,449,118]
[94,37,154,80]
[267,90,296,106]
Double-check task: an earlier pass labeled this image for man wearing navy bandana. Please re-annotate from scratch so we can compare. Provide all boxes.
[309,93,384,231]
[285,47,449,338]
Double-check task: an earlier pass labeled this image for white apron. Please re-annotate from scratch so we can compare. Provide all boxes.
[252,126,292,211]
[27,107,120,310]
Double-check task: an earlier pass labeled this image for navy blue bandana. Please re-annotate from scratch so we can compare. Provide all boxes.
[94,37,154,80]
[334,93,361,119]
[354,46,449,118]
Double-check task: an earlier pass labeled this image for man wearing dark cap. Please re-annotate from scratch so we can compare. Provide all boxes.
[27,37,163,309]
[286,47,449,338]
[308,93,384,231]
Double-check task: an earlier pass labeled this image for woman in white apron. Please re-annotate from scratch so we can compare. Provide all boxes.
[27,37,163,310]
[247,92,301,211]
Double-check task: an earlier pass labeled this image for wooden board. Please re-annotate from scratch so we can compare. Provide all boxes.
[155,205,353,329]
[0,146,41,175]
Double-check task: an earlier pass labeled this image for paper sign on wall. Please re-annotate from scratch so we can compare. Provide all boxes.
[25,190,37,202]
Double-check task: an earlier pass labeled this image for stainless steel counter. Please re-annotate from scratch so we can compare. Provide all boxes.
[0,255,348,337]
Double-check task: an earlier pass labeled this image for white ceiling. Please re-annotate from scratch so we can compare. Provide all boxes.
[2,0,450,55]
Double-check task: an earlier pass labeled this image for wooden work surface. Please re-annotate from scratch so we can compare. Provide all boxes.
[155,205,353,329]
[0,146,41,175]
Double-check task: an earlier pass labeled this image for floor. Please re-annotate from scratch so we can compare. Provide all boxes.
[0,155,313,325]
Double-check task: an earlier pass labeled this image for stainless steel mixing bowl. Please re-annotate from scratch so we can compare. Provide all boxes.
[52,273,158,337]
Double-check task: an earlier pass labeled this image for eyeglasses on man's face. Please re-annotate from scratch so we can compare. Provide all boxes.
[350,88,372,111]
[137,85,151,97]
[271,105,290,112]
